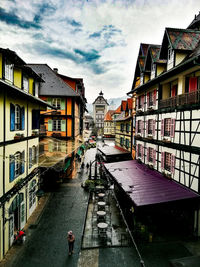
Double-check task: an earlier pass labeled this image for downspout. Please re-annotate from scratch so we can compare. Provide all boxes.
[3,86,6,256]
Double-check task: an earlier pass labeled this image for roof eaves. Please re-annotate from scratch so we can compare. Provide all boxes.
[128,52,200,94]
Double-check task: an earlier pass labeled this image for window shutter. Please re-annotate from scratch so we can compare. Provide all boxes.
[189,77,197,92]
[61,120,66,132]
[136,144,139,158]
[21,151,25,174]
[9,155,15,182]
[61,99,65,110]
[141,121,144,135]
[29,147,32,169]
[153,149,156,165]
[135,120,138,134]
[141,95,144,108]
[153,89,156,106]
[161,152,165,169]
[147,147,149,162]
[137,97,139,110]
[171,155,175,174]
[141,145,144,159]
[146,120,149,135]
[48,120,52,131]
[21,107,25,130]
[170,118,175,138]
[10,103,15,131]
[161,119,164,137]
[147,93,149,107]
[153,120,156,137]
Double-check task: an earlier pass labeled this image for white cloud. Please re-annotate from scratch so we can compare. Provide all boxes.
[0,0,200,103]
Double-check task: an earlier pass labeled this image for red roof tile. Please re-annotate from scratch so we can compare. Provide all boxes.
[104,110,114,121]
[127,98,133,110]
[121,100,127,111]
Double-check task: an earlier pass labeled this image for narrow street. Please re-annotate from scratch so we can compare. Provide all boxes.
[10,148,96,267]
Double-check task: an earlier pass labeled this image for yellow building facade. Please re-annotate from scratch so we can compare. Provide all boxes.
[0,48,50,260]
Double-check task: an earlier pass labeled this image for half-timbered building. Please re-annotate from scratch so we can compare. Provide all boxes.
[128,20,200,236]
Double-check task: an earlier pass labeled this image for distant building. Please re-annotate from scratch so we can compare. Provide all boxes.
[115,98,133,154]
[93,91,109,130]
[27,65,86,140]
[84,114,94,130]
[104,110,115,138]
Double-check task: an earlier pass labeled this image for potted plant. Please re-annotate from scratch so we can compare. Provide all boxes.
[14,133,24,140]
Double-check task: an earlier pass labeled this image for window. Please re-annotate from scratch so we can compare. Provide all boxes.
[149,147,154,162]
[151,63,156,78]
[120,124,124,132]
[32,110,40,129]
[148,91,154,106]
[140,73,144,85]
[5,59,13,82]
[53,120,61,131]
[126,124,130,133]
[137,120,143,134]
[120,137,124,146]
[168,48,174,64]
[15,152,21,177]
[171,84,178,97]
[52,98,61,109]
[29,146,37,168]
[138,95,144,109]
[15,105,21,130]
[164,118,171,136]
[125,139,129,148]
[10,151,25,182]
[23,76,29,92]
[165,152,171,171]
[137,144,143,158]
[148,119,153,135]
[10,103,25,131]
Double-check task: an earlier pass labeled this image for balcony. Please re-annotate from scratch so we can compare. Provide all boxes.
[159,91,200,109]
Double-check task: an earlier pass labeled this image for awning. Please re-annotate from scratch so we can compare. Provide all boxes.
[80,144,86,150]
[63,158,71,172]
[76,149,82,157]
[104,160,200,207]
[98,146,132,163]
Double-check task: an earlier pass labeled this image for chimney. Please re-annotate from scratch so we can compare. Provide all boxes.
[53,68,58,73]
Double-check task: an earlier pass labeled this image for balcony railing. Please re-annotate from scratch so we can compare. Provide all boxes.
[159,91,200,109]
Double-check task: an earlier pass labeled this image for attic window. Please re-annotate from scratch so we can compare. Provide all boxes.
[5,59,14,83]
[168,48,174,64]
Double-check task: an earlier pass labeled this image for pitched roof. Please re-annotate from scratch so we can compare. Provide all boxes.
[121,100,127,111]
[104,110,115,121]
[187,12,200,30]
[127,98,133,110]
[27,64,79,97]
[114,105,121,114]
[167,28,200,50]
[160,28,200,59]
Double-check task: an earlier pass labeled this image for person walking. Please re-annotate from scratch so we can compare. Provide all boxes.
[86,162,89,173]
[67,230,75,255]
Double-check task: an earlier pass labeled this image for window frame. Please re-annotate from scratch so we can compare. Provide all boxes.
[165,152,171,171]
[164,118,171,137]
[53,119,61,131]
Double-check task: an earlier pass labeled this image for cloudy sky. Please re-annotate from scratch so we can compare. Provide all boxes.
[0,0,200,103]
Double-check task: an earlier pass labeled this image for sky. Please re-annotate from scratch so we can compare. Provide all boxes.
[0,0,200,103]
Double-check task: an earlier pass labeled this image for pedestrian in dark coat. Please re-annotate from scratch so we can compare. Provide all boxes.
[67,231,75,255]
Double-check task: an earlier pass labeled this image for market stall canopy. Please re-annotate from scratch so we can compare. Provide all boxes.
[98,146,132,163]
[39,137,83,168]
[104,160,200,207]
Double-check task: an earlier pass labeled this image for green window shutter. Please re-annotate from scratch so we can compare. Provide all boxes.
[61,120,66,132]
[47,98,52,110]
[48,120,52,131]
[61,99,65,110]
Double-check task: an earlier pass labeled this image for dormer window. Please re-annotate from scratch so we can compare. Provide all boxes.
[167,48,174,69]
[140,73,144,85]
[23,75,29,92]
[5,59,14,83]
[151,63,156,79]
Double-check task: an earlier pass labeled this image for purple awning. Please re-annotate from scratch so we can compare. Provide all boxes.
[105,160,200,207]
